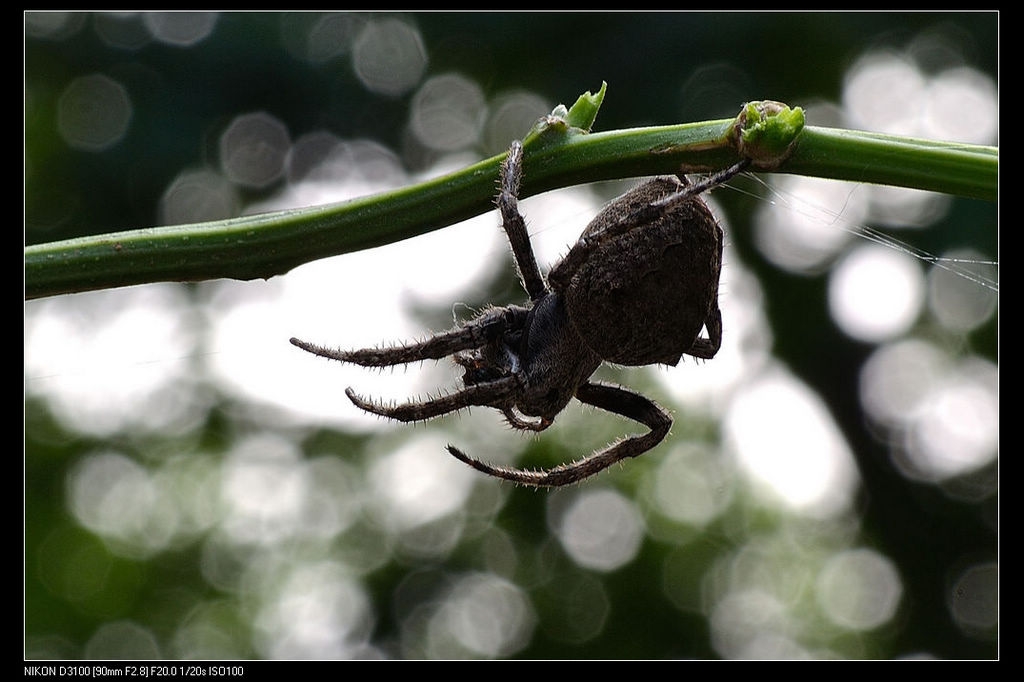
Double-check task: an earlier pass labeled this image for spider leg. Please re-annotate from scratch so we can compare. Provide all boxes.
[447,380,671,487]
[290,307,523,367]
[685,229,724,360]
[686,305,722,359]
[345,375,519,423]
[501,408,553,432]
[498,140,548,301]
[662,157,751,210]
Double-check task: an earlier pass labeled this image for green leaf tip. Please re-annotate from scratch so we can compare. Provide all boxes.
[731,100,805,169]
[523,82,608,147]
[565,81,607,132]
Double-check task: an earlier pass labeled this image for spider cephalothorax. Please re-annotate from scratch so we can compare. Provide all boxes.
[291,140,749,487]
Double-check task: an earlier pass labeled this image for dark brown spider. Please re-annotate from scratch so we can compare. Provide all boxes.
[291,140,749,487]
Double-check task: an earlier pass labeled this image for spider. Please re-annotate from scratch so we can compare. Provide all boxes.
[291,140,750,487]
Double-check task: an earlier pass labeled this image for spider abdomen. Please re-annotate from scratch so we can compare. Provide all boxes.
[562,176,723,366]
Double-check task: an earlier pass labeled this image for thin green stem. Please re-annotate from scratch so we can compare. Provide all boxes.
[25,118,996,300]
[787,126,997,200]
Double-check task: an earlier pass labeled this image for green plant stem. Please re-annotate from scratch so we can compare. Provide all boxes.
[787,127,997,200]
[25,122,996,300]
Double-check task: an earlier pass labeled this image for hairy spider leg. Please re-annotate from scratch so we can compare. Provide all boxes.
[288,307,521,367]
[447,380,671,487]
[549,158,751,291]
[292,308,534,423]
[498,140,548,301]
[344,375,521,423]
[501,409,552,432]
[687,303,723,359]
[661,157,752,210]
